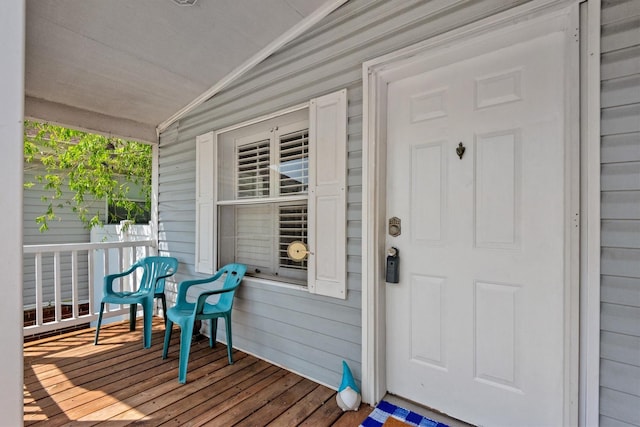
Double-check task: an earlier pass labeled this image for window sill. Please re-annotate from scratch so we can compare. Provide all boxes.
[241,275,308,293]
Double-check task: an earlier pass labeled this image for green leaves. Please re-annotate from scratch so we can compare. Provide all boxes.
[24,120,152,232]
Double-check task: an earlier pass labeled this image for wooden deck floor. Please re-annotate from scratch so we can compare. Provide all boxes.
[24,319,372,426]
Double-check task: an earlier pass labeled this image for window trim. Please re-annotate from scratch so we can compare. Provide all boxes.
[214,103,310,136]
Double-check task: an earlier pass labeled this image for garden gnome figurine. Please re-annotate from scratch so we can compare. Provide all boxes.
[336,360,361,411]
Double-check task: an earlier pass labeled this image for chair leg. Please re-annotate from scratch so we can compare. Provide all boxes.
[130,304,137,331]
[160,294,167,326]
[209,318,218,348]
[224,315,233,365]
[94,302,105,345]
[142,300,153,349]
[162,319,173,359]
[178,320,195,384]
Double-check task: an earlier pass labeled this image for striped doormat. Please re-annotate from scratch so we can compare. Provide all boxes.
[360,400,449,427]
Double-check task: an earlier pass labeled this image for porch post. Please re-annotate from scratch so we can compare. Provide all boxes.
[0,0,26,425]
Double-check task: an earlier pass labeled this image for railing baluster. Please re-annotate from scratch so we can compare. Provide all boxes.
[71,250,79,318]
[35,253,43,327]
[118,247,125,311]
[103,246,109,278]
[131,247,138,292]
[54,251,61,323]
[103,247,110,313]
[119,247,124,277]
[88,249,94,316]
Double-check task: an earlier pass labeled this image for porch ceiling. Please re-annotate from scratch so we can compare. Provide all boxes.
[25,0,329,142]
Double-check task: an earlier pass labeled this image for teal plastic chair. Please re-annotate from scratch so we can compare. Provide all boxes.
[94,256,179,348]
[162,263,246,383]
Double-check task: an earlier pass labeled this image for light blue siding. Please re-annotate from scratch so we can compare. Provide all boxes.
[600,0,640,424]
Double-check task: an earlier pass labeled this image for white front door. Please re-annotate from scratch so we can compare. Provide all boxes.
[384,12,575,427]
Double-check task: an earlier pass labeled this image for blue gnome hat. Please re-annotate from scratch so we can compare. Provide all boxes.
[336,360,361,411]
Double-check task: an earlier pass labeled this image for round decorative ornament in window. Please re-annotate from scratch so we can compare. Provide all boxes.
[286,241,309,262]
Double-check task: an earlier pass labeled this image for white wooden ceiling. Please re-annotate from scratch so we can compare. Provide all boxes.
[25,0,330,141]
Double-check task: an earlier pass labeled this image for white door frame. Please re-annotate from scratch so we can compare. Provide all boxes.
[580,2,601,426]
[361,1,590,425]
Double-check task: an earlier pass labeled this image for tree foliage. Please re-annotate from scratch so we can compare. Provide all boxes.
[23,120,152,232]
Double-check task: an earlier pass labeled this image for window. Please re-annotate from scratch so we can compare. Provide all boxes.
[217,120,309,284]
[196,89,348,298]
[106,199,150,224]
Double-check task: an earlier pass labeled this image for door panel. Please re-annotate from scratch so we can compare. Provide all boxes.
[410,274,446,368]
[411,143,446,243]
[385,28,569,427]
[474,130,520,248]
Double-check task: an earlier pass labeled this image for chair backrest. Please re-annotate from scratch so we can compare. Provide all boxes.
[216,263,247,312]
[136,256,179,293]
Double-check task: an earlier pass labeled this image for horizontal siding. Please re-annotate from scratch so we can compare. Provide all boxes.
[601,388,640,427]
[601,220,640,248]
[602,303,640,337]
[601,45,640,82]
[601,416,639,427]
[23,170,98,245]
[602,163,640,191]
[600,0,640,424]
[602,248,640,278]
[157,0,530,390]
[601,331,640,366]
[602,133,640,163]
[601,359,640,397]
[601,74,640,108]
[602,276,640,308]
[601,191,640,219]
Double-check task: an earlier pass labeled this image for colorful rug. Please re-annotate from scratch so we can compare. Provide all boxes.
[360,400,449,427]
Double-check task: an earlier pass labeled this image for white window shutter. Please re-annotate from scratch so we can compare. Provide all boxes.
[308,89,347,299]
[195,132,215,273]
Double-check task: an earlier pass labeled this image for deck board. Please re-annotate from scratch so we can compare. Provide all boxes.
[24,319,372,426]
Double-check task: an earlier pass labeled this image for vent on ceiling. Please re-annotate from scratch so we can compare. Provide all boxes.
[171,0,197,5]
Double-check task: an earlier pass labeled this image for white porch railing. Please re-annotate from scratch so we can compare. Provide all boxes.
[23,239,156,337]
